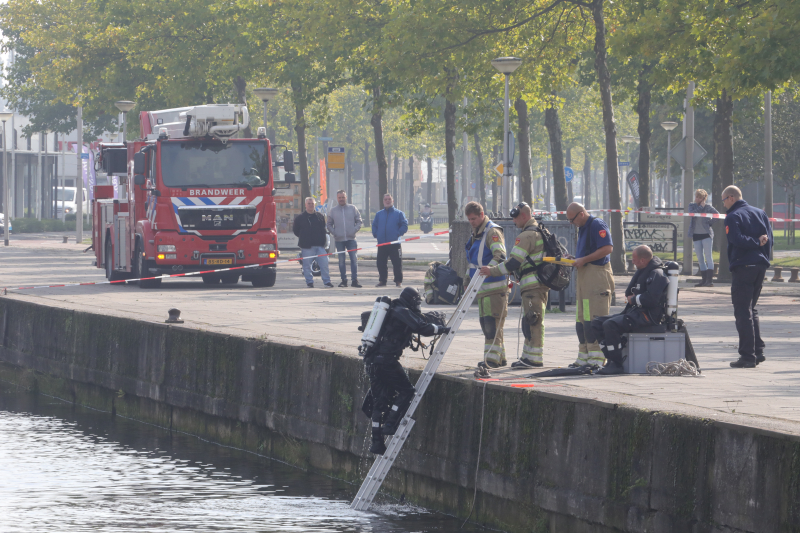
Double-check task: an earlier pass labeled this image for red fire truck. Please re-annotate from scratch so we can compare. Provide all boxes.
[93,104,296,288]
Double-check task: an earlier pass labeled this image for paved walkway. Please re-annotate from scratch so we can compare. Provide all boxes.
[2,235,800,437]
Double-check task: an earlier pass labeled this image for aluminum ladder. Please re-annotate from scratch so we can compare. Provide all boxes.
[350,273,486,510]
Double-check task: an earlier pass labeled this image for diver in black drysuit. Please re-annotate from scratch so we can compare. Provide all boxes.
[365,287,449,455]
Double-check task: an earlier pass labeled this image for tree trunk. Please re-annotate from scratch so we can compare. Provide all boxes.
[492,145,499,214]
[545,146,551,210]
[392,154,399,199]
[566,146,574,201]
[591,0,625,273]
[583,152,591,209]
[426,156,433,206]
[292,81,311,200]
[474,133,486,209]
[636,67,652,208]
[408,155,415,221]
[545,107,568,219]
[346,148,352,201]
[713,90,734,281]
[371,86,388,201]
[445,98,458,223]
[233,76,254,138]
[363,142,371,223]
[515,98,533,205]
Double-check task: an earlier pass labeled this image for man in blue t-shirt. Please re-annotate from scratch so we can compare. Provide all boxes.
[566,203,615,367]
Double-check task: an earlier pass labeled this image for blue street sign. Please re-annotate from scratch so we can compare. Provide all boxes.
[564,166,574,183]
[619,161,630,167]
[80,153,89,160]
[327,147,345,153]
[318,136,333,141]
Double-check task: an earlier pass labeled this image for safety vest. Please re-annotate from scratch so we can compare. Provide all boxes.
[466,220,508,294]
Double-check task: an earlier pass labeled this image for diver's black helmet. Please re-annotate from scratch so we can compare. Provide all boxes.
[399,287,422,312]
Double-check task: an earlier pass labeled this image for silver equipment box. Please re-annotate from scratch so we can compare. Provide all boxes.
[622,332,686,374]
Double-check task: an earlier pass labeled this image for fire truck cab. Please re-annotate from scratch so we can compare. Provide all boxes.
[93,103,296,288]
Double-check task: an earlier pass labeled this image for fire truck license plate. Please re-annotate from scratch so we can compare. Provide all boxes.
[204,258,233,265]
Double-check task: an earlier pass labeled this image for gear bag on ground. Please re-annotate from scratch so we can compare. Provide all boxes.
[422,262,463,305]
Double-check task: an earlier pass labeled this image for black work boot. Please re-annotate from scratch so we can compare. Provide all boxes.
[730,358,756,368]
[338,280,348,287]
[704,270,714,287]
[369,436,387,455]
[597,359,624,375]
[756,351,765,365]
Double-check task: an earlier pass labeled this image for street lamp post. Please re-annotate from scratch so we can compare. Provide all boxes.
[114,101,136,142]
[491,57,522,214]
[660,121,678,209]
[1,112,13,246]
[252,88,280,141]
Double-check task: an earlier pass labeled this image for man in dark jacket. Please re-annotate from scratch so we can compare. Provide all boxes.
[371,194,409,287]
[722,186,773,368]
[591,245,669,375]
[365,287,449,454]
[293,197,333,288]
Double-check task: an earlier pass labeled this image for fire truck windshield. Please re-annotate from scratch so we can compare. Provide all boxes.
[160,141,269,188]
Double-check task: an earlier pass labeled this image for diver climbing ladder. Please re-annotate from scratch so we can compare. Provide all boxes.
[350,273,486,511]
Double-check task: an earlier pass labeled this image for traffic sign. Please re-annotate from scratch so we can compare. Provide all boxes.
[564,166,574,182]
[318,136,333,141]
[494,162,503,176]
[80,153,89,160]
[619,161,630,167]
[327,147,345,170]
[670,137,707,169]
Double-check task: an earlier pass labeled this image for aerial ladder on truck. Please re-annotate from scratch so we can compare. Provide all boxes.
[350,272,486,510]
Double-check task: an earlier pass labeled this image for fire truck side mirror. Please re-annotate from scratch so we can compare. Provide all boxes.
[283,150,295,172]
[285,172,296,183]
[134,174,146,186]
[133,152,146,175]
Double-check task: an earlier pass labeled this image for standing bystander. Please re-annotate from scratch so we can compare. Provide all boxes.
[722,186,773,368]
[294,197,333,288]
[372,194,408,287]
[327,190,363,288]
[688,189,720,287]
[566,203,615,368]
[463,201,509,368]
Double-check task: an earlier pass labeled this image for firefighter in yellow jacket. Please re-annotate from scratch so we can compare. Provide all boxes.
[481,203,548,368]
[464,202,509,368]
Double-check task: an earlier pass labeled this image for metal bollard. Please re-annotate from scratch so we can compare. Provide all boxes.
[559,289,565,312]
[771,266,784,282]
[789,268,800,283]
[62,236,69,243]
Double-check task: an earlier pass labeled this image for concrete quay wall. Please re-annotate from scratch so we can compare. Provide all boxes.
[1,297,798,533]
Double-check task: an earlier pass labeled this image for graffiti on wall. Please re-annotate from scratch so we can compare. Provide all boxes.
[625,225,675,253]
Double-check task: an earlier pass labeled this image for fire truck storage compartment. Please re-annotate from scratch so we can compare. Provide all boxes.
[99,202,115,266]
[114,213,130,271]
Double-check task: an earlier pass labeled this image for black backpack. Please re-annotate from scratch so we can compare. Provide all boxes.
[423,262,463,305]
[525,222,571,291]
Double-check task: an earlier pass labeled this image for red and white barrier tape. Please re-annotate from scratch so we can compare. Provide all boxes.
[537,207,800,223]
[3,229,452,293]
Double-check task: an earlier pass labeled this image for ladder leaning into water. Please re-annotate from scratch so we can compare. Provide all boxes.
[350,273,486,511]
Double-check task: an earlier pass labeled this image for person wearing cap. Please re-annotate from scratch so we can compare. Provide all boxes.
[565,202,615,368]
[464,201,508,368]
[480,203,549,368]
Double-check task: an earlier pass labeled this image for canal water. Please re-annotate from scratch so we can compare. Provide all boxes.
[0,386,482,532]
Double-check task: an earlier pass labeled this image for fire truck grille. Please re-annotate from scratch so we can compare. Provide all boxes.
[179,206,256,230]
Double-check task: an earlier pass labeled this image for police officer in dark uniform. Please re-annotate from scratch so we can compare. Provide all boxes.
[365,287,450,454]
[591,245,669,375]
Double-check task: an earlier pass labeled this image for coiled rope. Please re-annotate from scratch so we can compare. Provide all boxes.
[646,359,700,376]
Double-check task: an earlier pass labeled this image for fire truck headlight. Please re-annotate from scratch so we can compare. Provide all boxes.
[157,254,165,260]
[258,252,277,259]
[158,245,176,252]
[259,244,275,251]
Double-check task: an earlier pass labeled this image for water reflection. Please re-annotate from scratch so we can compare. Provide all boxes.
[0,389,478,532]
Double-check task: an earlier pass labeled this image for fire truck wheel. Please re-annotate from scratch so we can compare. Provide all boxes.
[136,241,161,289]
[251,269,276,288]
[105,241,127,283]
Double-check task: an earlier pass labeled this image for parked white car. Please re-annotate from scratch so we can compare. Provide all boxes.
[53,187,89,217]
[0,212,11,234]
